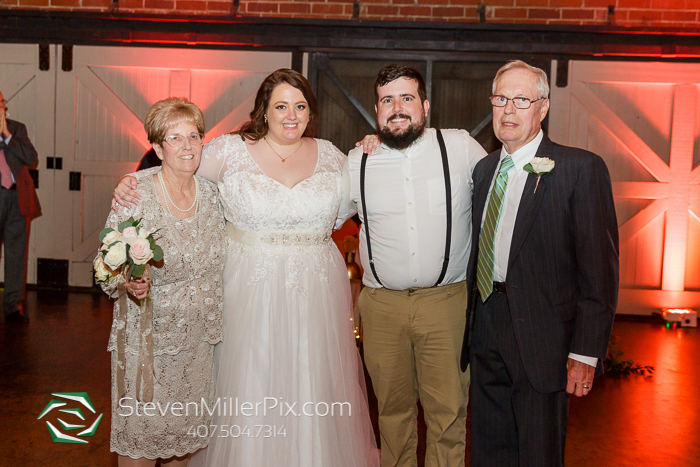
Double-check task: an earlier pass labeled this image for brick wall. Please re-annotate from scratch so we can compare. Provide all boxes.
[2,0,700,29]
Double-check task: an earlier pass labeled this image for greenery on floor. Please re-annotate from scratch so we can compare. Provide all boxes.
[604,336,655,376]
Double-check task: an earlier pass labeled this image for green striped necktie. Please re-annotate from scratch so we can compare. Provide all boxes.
[476,155,514,301]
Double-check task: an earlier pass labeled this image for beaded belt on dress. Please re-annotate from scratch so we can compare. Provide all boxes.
[226,222,331,247]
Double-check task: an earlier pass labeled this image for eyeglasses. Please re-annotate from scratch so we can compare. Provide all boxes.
[490,95,545,110]
[163,133,204,148]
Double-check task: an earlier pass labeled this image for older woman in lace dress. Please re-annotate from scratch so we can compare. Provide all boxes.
[98,98,226,467]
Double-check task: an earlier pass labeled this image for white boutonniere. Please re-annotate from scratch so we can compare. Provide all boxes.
[523,157,555,193]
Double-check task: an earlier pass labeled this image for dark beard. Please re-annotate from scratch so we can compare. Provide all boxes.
[377,113,426,150]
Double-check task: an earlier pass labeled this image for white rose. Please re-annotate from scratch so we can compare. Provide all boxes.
[129,238,154,265]
[104,241,127,269]
[530,157,555,174]
[138,228,151,239]
[122,226,138,245]
[102,230,122,246]
[93,255,113,282]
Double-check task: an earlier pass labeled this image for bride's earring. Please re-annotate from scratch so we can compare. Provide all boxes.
[264,115,267,123]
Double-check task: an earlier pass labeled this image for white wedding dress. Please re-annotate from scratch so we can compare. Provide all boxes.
[189,134,379,467]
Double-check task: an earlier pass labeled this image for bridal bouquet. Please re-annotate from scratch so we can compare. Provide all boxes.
[94,217,163,283]
[95,217,163,403]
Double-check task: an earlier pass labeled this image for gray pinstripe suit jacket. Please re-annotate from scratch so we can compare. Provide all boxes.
[460,133,619,394]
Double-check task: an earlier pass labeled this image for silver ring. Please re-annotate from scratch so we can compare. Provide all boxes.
[583,384,590,389]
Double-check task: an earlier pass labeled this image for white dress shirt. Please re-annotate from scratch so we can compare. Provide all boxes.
[481,130,596,367]
[337,128,487,290]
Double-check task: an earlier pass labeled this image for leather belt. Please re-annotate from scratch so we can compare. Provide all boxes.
[493,281,507,294]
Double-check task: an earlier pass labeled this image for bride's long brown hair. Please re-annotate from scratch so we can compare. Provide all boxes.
[236,69,318,142]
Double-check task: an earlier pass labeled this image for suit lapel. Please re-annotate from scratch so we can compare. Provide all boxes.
[507,135,553,273]
[466,151,500,355]
[473,152,500,235]
[468,151,499,287]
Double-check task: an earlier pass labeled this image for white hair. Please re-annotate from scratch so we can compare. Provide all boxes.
[492,60,550,99]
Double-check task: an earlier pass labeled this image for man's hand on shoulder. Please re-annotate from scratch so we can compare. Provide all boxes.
[355,134,380,155]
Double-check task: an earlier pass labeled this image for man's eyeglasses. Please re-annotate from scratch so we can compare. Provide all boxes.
[163,133,204,149]
[490,95,545,110]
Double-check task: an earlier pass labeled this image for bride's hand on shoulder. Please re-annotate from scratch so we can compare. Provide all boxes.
[355,134,380,155]
[112,175,141,211]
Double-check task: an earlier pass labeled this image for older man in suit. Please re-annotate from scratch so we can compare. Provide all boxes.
[0,90,41,322]
[460,61,619,466]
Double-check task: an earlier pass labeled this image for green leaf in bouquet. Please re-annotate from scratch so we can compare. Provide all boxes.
[152,245,164,262]
[118,220,134,231]
[99,227,115,242]
[130,263,146,278]
[106,240,122,249]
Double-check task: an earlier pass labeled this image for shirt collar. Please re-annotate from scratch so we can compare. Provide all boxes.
[499,129,544,173]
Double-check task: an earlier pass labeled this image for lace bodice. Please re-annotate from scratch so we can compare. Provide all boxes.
[198,134,346,234]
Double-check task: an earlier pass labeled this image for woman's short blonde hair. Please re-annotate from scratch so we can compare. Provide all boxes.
[144,97,205,145]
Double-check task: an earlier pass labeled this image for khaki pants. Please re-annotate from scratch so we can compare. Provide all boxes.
[358,281,470,467]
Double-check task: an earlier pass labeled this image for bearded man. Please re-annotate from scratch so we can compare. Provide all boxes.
[337,65,487,467]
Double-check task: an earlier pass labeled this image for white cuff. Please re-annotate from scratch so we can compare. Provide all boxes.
[568,353,598,368]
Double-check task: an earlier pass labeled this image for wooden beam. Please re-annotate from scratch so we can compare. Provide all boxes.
[618,198,667,245]
[6,11,700,58]
[612,181,669,199]
[572,82,670,182]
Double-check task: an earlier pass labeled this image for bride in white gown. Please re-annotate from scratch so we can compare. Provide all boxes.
[116,69,379,467]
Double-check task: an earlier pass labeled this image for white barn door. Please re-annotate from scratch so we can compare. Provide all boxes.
[52,46,290,286]
[0,44,56,286]
[550,60,700,314]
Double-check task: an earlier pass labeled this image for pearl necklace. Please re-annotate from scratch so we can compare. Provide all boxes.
[264,137,303,162]
[158,170,198,215]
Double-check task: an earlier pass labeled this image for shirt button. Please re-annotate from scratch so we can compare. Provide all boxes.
[414,279,418,282]
[406,178,409,181]
[412,253,415,256]
[408,202,412,205]
[411,227,414,230]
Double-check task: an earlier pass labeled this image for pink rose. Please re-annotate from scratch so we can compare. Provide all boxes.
[122,226,138,245]
[129,238,154,265]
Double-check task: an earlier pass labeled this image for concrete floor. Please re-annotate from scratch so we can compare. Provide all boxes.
[1,290,699,466]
